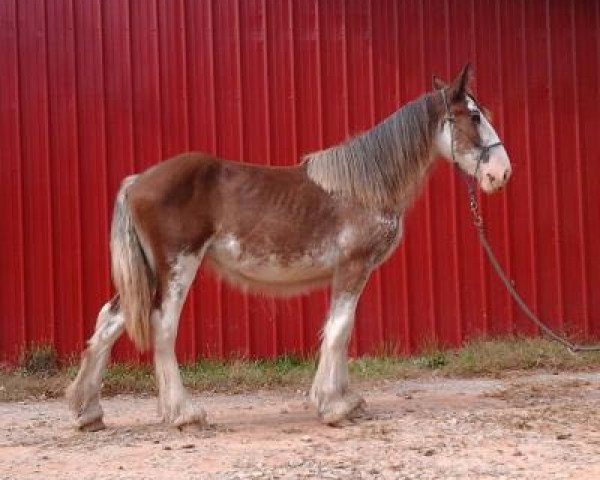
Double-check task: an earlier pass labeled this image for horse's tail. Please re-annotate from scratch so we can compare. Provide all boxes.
[110,175,155,352]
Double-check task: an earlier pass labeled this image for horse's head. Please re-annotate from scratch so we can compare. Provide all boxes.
[433,64,511,193]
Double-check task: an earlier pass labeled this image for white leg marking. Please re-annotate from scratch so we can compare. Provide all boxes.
[310,294,365,424]
[66,302,124,429]
[153,253,206,427]
[323,295,358,350]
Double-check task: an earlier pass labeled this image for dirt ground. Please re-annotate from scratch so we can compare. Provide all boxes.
[2,372,600,479]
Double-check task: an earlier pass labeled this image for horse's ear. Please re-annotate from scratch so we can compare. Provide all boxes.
[432,75,446,90]
[450,63,473,101]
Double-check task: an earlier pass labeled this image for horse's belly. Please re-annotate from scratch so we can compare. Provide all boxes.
[229,261,332,284]
[206,235,336,289]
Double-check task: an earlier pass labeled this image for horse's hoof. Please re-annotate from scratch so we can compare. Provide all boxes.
[177,421,206,433]
[78,418,106,432]
[320,394,366,426]
[173,406,208,431]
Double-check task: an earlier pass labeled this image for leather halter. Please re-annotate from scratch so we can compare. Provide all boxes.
[440,88,503,176]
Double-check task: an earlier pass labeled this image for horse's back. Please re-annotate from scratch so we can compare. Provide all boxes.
[126,151,339,252]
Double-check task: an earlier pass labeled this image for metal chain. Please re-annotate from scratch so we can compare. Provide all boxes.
[465,180,600,353]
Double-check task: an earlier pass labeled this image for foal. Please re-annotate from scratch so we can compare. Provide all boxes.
[67,65,511,430]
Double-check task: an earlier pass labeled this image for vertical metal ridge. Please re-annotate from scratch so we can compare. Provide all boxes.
[597,0,600,67]
[235,0,244,160]
[496,0,513,334]
[22,0,53,345]
[150,1,160,162]
[53,1,83,352]
[70,0,85,350]
[126,0,136,170]
[520,0,538,327]
[593,0,600,338]
[544,0,564,326]
[262,0,271,164]
[569,1,589,337]
[595,0,600,337]
[366,0,375,124]
[14,0,28,344]
[156,0,166,160]
[41,0,56,345]
[72,0,84,355]
[16,0,26,351]
[341,0,349,147]
[180,0,189,152]
[208,0,218,152]
[315,1,323,148]
[183,0,193,152]
[2,0,27,358]
[44,0,56,346]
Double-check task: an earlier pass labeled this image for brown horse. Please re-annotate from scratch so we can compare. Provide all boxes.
[67,65,511,431]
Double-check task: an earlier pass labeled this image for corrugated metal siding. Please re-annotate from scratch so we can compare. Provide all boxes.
[1,0,599,362]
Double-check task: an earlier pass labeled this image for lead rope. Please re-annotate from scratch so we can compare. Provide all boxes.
[440,88,600,353]
[465,178,600,353]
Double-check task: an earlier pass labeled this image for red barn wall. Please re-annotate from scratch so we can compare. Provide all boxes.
[1,0,599,362]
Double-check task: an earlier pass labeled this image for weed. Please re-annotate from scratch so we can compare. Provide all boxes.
[3,336,600,402]
[414,351,449,369]
[18,344,58,376]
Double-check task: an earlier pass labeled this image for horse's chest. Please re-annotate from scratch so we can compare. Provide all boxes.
[357,214,404,264]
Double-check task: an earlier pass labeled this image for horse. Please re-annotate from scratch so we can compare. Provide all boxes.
[66,64,511,431]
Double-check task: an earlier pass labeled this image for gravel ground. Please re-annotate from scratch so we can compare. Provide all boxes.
[2,372,600,479]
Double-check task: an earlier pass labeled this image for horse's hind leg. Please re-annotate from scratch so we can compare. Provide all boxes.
[310,261,371,425]
[66,296,124,431]
[152,252,206,429]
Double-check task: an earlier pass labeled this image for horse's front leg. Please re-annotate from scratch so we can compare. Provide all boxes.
[310,261,371,425]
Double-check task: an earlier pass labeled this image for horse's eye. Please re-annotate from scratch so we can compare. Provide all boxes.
[470,111,481,125]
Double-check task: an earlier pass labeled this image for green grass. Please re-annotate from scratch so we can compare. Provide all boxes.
[2,336,600,402]
[446,336,600,375]
[17,343,58,376]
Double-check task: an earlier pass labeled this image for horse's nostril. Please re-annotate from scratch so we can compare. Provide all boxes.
[486,173,496,184]
[503,169,510,181]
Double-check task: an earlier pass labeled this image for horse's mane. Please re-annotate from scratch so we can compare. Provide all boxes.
[303,93,440,207]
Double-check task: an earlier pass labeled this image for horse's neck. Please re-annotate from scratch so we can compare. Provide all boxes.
[304,92,442,210]
[376,118,440,208]
[394,152,439,212]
